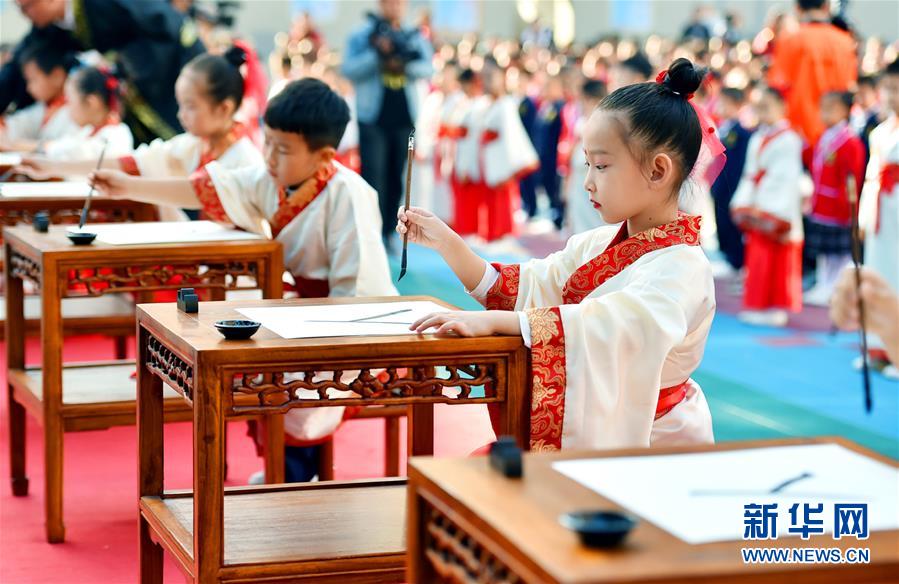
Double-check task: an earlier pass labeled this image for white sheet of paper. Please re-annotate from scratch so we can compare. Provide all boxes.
[237,300,451,338]
[0,153,23,166]
[553,444,899,544]
[77,221,261,245]
[0,181,91,198]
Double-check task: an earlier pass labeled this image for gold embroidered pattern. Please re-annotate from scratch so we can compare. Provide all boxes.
[527,307,566,451]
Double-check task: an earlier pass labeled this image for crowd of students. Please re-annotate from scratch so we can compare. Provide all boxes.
[2,0,896,477]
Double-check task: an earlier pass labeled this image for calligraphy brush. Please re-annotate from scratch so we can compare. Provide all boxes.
[846,173,872,412]
[398,128,415,281]
[79,139,108,230]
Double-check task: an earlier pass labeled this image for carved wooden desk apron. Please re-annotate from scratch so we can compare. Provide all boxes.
[136,297,530,584]
[4,225,284,543]
[0,190,157,340]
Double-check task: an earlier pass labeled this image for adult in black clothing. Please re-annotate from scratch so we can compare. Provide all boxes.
[0,0,205,144]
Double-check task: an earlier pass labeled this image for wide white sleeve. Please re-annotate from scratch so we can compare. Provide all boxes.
[533,249,715,450]
[2,103,43,142]
[754,132,803,223]
[325,179,398,297]
[483,97,539,187]
[516,228,615,308]
[858,124,883,233]
[730,133,760,213]
[196,162,272,234]
[132,133,198,177]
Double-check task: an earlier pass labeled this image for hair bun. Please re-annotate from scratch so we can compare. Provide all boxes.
[661,58,707,98]
[223,45,248,69]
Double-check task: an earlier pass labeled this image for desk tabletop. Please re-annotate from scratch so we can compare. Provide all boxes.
[409,437,899,584]
[3,224,280,260]
[137,297,523,361]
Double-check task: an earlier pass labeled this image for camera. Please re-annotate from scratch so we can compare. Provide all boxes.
[367,12,422,64]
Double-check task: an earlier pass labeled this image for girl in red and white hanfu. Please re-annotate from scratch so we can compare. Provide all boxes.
[398,59,723,450]
[731,88,804,327]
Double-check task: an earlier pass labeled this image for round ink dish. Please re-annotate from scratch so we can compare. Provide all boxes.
[66,231,97,245]
[559,510,637,548]
[214,319,261,340]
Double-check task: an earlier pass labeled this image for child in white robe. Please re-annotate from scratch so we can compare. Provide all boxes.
[17,47,262,220]
[566,79,611,234]
[91,78,397,479]
[0,41,79,151]
[42,66,133,160]
[731,87,804,328]
[858,58,899,378]
[398,58,720,451]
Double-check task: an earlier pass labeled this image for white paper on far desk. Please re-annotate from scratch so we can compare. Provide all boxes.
[237,300,450,338]
[78,220,261,245]
[0,181,90,197]
[0,153,23,167]
[553,444,899,544]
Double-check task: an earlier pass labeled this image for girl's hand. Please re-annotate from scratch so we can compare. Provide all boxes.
[396,206,455,251]
[410,310,521,338]
[88,169,132,198]
[15,155,56,180]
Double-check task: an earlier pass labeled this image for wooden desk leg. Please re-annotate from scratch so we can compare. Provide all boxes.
[261,414,285,484]
[408,404,435,459]
[498,347,531,449]
[137,325,164,584]
[41,261,65,543]
[194,360,225,582]
[5,243,28,496]
[385,416,401,477]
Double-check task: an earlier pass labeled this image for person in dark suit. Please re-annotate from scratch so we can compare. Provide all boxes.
[711,87,752,270]
[516,67,540,219]
[0,0,205,144]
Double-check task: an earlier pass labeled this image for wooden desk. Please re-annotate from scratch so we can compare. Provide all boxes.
[407,438,899,583]
[0,192,157,341]
[136,297,530,583]
[4,225,284,543]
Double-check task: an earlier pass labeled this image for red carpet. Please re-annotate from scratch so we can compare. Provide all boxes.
[0,335,495,583]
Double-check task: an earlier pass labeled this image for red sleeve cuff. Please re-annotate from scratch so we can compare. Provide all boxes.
[119,155,140,176]
[484,263,520,311]
[189,166,229,222]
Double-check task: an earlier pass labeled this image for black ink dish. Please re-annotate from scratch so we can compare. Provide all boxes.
[559,510,637,548]
[214,319,261,340]
[66,231,97,245]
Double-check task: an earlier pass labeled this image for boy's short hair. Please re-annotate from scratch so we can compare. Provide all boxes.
[720,87,745,104]
[263,78,350,150]
[619,52,653,80]
[581,79,607,101]
[886,58,899,77]
[858,74,879,88]
[762,86,786,103]
[823,90,854,111]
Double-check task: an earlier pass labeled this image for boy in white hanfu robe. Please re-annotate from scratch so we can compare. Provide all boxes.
[92,79,396,480]
[398,58,723,451]
[858,60,899,377]
[731,88,805,327]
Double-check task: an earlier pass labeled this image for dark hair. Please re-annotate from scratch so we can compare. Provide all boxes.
[19,40,78,75]
[823,91,853,112]
[184,46,246,109]
[886,58,899,77]
[858,74,879,88]
[458,68,478,85]
[581,79,607,101]
[599,57,706,186]
[797,0,827,10]
[263,78,350,150]
[71,66,120,113]
[619,52,653,80]
[720,87,745,104]
[763,86,787,103]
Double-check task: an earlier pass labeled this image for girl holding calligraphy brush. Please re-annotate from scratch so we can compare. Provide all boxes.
[398,58,723,451]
